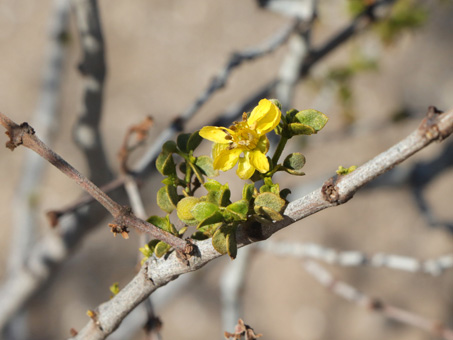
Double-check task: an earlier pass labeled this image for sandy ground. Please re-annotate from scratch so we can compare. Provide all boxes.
[0,1,453,339]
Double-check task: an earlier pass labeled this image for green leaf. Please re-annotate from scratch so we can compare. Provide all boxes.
[254,206,284,221]
[156,152,176,176]
[226,200,249,217]
[109,282,120,296]
[195,156,218,177]
[154,241,171,258]
[283,168,305,176]
[147,215,177,235]
[192,222,222,240]
[177,133,191,153]
[212,224,237,259]
[156,185,179,213]
[187,131,203,151]
[191,202,219,222]
[283,153,306,170]
[242,183,255,201]
[294,109,328,132]
[288,123,315,136]
[254,192,286,214]
[205,180,230,206]
[285,108,298,123]
[224,200,249,222]
[176,197,200,226]
[197,211,224,229]
[336,165,357,175]
[204,179,222,191]
[259,177,280,195]
[162,140,178,154]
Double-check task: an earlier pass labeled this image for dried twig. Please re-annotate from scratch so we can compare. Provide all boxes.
[258,240,453,276]
[302,259,453,340]
[0,112,188,251]
[68,107,453,340]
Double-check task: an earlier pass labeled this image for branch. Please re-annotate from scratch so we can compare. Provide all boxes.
[0,114,188,251]
[302,259,453,340]
[258,240,453,276]
[68,107,453,339]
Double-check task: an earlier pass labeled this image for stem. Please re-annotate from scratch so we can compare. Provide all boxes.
[271,136,288,165]
[0,113,188,252]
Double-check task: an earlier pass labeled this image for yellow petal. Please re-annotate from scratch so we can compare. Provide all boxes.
[213,146,242,171]
[249,149,269,173]
[199,126,233,143]
[237,153,255,180]
[247,99,281,135]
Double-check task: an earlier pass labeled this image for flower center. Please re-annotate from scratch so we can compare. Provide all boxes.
[228,116,259,150]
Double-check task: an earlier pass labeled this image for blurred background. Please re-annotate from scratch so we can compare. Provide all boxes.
[0,0,453,339]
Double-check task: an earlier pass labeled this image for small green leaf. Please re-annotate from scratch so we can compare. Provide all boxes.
[176,197,200,226]
[197,211,224,229]
[156,185,179,213]
[212,224,237,259]
[294,109,328,132]
[205,180,231,206]
[259,178,280,195]
[254,206,284,221]
[226,200,249,218]
[204,179,222,191]
[192,222,222,239]
[288,123,316,136]
[283,153,306,170]
[191,202,219,222]
[154,241,171,258]
[226,229,237,259]
[242,183,255,201]
[187,131,203,151]
[177,133,191,153]
[156,152,176,176]
[283,168,305,176]
[254,192,286,213]
[147,215,177,235]
[195,156,218,177]
[162,140,178,154]
[109,282,120,296]
[336,165,357,175]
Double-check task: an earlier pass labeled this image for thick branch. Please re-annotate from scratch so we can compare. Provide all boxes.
[69,107,453,339]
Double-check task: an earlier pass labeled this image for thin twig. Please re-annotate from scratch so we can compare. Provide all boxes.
[68,106,453,340]
[302,259,453,340]
[0,113,188,251]
[258,240,453,276]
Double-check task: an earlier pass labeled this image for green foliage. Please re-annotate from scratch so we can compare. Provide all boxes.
[144,100,328,261]
[336,165,357,175]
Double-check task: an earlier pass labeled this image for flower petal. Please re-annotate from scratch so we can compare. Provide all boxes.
[250,149,269,173]
[247,99,281,135]
[213,145,242,171]
[199,126,233,143]
[237,153,255,180]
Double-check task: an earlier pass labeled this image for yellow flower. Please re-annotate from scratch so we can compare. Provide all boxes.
[199,99,281,180]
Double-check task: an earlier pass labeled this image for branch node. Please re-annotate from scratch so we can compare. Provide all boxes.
[109,206,132,239]
[322,176,354,204]
[419,106,447,141]
[5,122,35,150]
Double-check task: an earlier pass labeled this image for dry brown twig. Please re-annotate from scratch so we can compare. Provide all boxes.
[302,259,453,340]
[0,112,189,253]
[55,106,453,340]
